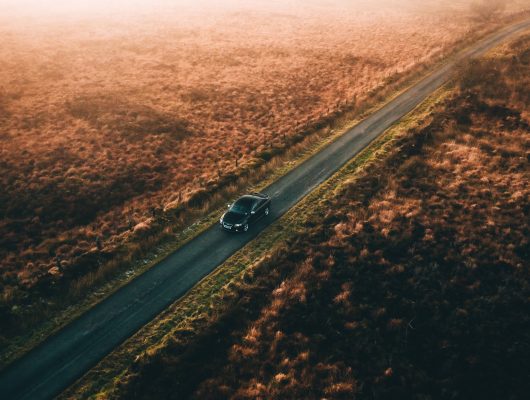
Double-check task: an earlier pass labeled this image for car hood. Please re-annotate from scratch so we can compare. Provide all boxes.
[222,211,248,225]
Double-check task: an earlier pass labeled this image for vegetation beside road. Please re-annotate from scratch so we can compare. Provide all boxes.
[3,1,525,348]
[63,77,452,400]
[1,1,480,306]
[5,9,524,372]
[90,33,530,400]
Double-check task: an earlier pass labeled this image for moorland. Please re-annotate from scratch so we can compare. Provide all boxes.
[114,31,530,400]
[0,0,527,351]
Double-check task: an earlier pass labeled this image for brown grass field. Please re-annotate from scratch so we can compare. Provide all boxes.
[0,1,528,338]
[114,33,530,399]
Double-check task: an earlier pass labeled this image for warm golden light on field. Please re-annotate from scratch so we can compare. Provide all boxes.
[3,0,170,15]
[0,0,529,397]
[1,0,526,19]
[0,0,529,338]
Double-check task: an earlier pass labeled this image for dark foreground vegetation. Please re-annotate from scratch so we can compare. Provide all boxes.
[116,34,530,399]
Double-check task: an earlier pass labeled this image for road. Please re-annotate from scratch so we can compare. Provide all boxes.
[1,19,529,400]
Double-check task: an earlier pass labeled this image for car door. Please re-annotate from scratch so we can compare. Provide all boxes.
[250,199,262,222]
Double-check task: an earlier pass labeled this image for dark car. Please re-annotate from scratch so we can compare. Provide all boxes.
[220,193,271,232]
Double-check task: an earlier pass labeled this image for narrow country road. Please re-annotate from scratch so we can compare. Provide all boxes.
[1,19,529,400]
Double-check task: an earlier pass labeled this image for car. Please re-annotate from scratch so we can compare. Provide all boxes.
[220,192,271,232]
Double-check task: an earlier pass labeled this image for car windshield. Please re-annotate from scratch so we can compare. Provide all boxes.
[230,198,253,214]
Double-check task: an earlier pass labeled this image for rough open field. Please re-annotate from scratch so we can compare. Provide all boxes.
[0,1,528,334]
[114,33,530,400]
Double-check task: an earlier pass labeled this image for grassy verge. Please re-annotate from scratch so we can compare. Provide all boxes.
[0,15,524,373]
[60,78,454,399]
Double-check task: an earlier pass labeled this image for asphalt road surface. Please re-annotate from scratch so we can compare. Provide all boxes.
[1,19,529,400]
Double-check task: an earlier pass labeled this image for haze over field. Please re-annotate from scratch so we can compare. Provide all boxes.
[0,0,529,340]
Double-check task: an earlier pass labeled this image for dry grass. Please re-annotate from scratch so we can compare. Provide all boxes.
[1,0,529,353]
[114,33,530,400]
[61,80,452,400]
